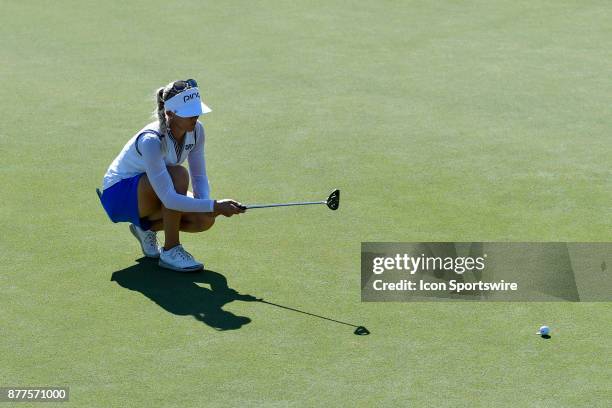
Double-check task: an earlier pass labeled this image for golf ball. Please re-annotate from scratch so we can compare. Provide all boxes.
[538,325,550,335]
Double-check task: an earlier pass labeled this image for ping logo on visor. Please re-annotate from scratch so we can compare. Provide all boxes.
[183,91,200,103]
[164,87,212,118]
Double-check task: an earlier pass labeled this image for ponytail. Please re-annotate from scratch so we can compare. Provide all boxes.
[152,80,183,136]
[154,87,168,135]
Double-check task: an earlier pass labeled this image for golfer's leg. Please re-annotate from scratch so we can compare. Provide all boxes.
[146,218,163,232]
[137,175,162,222]
[137,166,190,249]
[180,211,218,232]
[145,209,217,233]
[138,169,219,235]
[160,166,190,249]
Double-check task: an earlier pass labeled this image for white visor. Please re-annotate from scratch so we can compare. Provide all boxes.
[164,87,212,117]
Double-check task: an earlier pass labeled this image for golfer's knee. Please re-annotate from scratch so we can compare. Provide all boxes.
[167,166,189,195]
[194,215,215,232]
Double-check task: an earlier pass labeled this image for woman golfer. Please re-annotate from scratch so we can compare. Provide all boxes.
[99,79,245,272]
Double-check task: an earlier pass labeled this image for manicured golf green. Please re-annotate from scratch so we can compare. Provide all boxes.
[1,1,610,406]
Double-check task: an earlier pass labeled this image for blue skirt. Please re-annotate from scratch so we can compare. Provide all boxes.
[98,174,152,230]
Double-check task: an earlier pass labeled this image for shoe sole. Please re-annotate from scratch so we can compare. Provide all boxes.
[129,224,160,259]
[159,260,204,272]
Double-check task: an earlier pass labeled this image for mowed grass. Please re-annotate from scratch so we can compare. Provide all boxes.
[1,1,611,406]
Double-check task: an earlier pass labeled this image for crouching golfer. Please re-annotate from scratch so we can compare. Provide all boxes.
[99,79,245,272]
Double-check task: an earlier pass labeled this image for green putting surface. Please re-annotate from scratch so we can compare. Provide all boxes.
[1,1,610,406]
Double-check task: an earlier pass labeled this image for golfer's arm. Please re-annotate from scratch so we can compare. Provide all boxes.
[141,136,214,213]
[187,133,210,199]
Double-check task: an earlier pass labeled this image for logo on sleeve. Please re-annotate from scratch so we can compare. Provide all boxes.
[185,143,194,150]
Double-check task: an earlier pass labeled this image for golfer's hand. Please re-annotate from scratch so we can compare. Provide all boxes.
[214,199,246,217]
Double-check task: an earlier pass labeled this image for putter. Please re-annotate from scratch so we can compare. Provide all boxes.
[245,189,340,211]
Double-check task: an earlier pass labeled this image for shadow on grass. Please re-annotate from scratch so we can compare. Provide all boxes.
[540,334,551,340]
[111,257,258,331]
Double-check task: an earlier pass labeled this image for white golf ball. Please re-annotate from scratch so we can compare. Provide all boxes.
[538,325,550,335]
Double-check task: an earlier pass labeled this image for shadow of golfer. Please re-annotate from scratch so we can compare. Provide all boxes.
[111,257,258,331]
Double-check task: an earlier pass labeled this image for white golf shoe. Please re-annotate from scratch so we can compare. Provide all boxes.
[159,245,203,272]
[129,224,160,258]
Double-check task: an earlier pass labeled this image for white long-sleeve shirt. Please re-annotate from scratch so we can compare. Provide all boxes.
[102,121,215,212]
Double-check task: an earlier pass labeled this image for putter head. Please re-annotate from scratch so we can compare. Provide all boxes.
[326,189,340,210]
[354,326,370,336]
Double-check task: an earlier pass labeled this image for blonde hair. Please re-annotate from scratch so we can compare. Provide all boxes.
[152,81,183,135]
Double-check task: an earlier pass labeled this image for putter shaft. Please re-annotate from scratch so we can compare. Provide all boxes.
[246,200,325,209]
